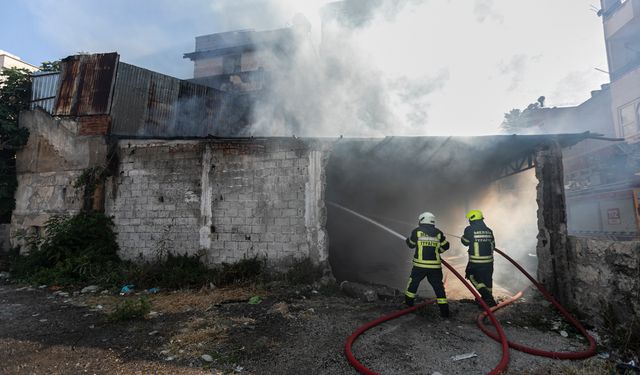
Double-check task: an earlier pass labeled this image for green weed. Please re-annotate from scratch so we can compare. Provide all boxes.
[107,297,151,322]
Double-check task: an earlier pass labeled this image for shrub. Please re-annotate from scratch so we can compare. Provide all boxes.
[126,253,217,289]
[603,304,640,357]
[283,257,324,285]
[213,256,265,286]
[10,212,119,286]
[107,297,151,322]
[8,212,297,291]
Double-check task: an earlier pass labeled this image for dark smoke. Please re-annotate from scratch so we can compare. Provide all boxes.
[326,137,539,297]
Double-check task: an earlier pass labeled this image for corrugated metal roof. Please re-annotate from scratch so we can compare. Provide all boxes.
[54,53,118,116]
[110,63,226,137]
[29,52,251,137]
[30,72,60,114]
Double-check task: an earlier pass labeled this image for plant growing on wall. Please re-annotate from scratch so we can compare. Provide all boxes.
[73,165,110,211]
[10,212,121,285]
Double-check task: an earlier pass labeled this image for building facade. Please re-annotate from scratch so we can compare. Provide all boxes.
[600,0,640,141]
[0,50,38,72]
[183,29,295,92]
[526,1,640,240]
[531,88,640,239]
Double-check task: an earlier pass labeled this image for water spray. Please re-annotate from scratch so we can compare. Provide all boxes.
[329,201,596,374]
[329,201,510,375]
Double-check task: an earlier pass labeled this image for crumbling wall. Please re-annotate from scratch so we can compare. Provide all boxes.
[535,141,571,302]
[10,109,109,246]
[534,141,640,324]
[565,237,640,325]
[105,138,330,267]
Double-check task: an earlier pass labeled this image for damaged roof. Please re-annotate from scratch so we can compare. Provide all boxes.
[328,132,621,181]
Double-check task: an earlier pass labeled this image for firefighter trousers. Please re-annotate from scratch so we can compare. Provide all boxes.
[405,267,448,309]
[466,262,496,306]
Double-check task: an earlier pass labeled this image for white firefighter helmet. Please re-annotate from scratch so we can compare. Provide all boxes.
[418,212,436,225]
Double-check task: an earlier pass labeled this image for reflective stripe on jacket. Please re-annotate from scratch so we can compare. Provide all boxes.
[461,220,495,264]
[406,224,450,268]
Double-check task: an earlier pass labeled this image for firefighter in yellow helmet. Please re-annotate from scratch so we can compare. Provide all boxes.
[404,212,450,318]
[461,210,497,307]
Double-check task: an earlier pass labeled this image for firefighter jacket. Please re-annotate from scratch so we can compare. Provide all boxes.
[405,224,450,269]
[461,220,495,264]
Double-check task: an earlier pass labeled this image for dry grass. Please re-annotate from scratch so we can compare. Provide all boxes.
[504,359,613,375]
[82,286,268,315]
[151,287,267,314]
[166,315,230,357]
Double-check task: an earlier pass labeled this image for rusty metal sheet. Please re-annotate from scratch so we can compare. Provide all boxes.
[110,63,178,137]
[30,72,60,114]
[174,79,221,137]
[53,53,118,116]
[110,62,225,137]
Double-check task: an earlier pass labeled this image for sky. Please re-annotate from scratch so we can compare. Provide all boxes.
[0,0,610,135]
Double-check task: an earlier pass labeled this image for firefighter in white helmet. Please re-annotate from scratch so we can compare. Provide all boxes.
[404,211,450,317]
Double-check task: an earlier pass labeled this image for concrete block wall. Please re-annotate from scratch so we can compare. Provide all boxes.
[534,141,640,325]
[105,138,330,266]
[565,237,640,325]
[105,141,203,261]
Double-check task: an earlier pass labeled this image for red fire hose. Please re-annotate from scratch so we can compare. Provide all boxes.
[344,299,435,375]
[475,248,597,359]
[333,203,595,374]
[345,258,511,375]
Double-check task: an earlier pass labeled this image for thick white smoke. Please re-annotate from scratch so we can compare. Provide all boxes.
[239,0,606,137]
[474,168,539,294]
[250,0,452,137]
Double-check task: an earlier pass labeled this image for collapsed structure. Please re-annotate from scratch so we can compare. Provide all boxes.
[9,52,640,325]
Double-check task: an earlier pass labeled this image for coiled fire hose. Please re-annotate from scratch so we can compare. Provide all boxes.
[334,202,510,375]
[344,259,511,375]
[475,247,597,359]
[332,202,596,374]
[441,230,596,359]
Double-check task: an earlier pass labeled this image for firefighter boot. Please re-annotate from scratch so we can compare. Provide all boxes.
[404,295,415,307]
[438,303,450,318]
[479,288,497,307]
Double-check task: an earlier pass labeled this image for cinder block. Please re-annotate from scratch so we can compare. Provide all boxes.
[288,200,304,209]
[238,242,252,251]
[282,209,297,217]
[267,242,283,252]
[251,225,266,234]
[275,217,289,226]
[225,241,239,250]
[275,234,291,243]
[281,225,296,234]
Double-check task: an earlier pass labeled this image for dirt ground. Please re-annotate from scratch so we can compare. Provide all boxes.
[0,279,611,375]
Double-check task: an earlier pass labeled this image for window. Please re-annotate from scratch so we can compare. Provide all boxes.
[619,100,640,137]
